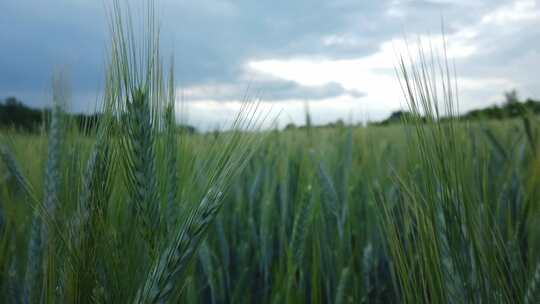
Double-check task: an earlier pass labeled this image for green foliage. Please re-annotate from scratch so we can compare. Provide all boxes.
[0,97,44,132]
[379,40,540,303]
[0,98,197,136]
[0,96,102,134]
[374,110,419,126]
[2,100,539,303]
[0,2,262,303]
[377,91,540,126]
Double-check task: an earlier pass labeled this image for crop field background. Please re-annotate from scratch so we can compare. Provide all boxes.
[1,2,540,304]
[3,107,540,303]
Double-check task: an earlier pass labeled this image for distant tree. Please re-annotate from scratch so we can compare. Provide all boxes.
[445,90,540,121]
[375,90,540,125]
[334,119,345,128]
[0,97,199,135]
[177,124,197,135]
[524,98,540,113]
[504,89,520,105]
[375,110,417,125]
[284,123,297,130]
[387,111,409,121]
[501,89,522,117]
[0,97,44,132]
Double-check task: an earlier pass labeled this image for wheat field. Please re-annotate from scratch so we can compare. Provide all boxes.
[1,2,539,304]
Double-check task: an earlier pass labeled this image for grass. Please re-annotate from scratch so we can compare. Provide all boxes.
[1,2,540,303]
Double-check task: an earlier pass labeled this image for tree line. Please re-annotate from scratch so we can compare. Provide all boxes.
[375,90,540,125]
[2,90,539,132]
[0,96,197,134]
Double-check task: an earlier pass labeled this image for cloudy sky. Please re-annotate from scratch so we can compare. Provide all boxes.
[1,0,539,130]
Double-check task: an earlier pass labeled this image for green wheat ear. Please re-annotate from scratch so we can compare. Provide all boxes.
[23,211,42,303]
[133,109,265,303]
[108,0,163,251]
[164,62,179,230]
[0,144,37,203]
[19,73,67,304]
[289,185,313,268]
[104,2,267,302]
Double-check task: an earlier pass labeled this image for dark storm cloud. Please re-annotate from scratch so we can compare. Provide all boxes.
[183,77,364,102]
[0,2,107,108]
[162,0,391,86]
[256,81,365,101]
[0,0,537,110]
